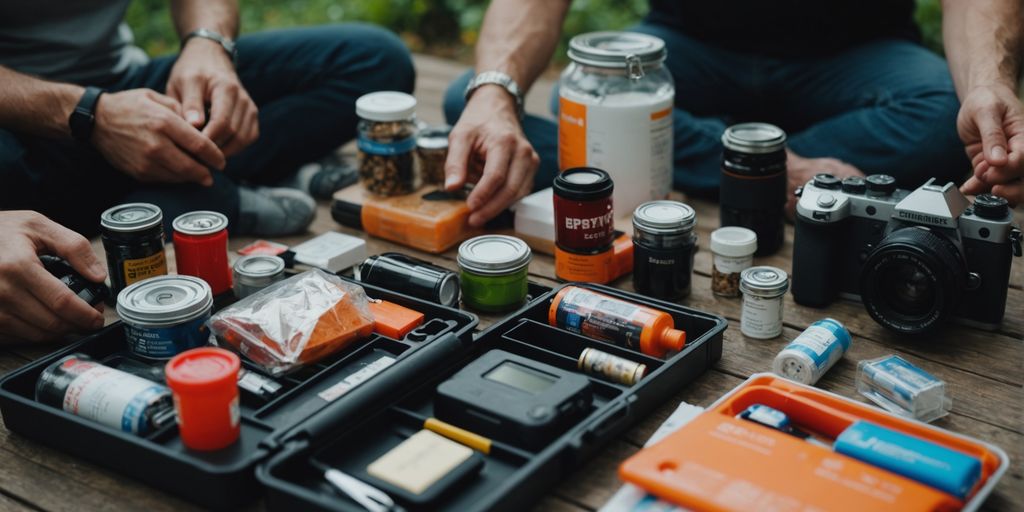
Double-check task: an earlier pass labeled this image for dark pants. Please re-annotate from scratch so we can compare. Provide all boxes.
[0,24,414,236]
[444,23,968,196]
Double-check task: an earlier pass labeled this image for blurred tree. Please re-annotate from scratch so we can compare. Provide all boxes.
[127,0,945,62]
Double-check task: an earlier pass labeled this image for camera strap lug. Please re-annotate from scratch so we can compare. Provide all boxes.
[1010,228,1022,257]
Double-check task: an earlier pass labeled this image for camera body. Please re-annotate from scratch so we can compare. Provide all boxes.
[792,174,1022,334]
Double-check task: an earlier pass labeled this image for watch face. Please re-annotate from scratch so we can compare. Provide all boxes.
[69,109,95,142]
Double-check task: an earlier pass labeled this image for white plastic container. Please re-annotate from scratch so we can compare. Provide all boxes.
[558,32,674,215]
[710,227,757,297]
[739,266,789,339]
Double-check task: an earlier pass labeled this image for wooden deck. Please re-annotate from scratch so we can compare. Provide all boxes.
[0,55,1020,511]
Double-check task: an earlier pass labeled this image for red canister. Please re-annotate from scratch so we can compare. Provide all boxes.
[553,167,614,254]
[165,347,241,451]
[173,211,232,295]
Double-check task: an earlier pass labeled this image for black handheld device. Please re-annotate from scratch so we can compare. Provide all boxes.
[435,349,592,450]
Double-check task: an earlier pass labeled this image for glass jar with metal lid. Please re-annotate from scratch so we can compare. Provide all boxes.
[416,124,451,186]
[720,123,788,256]
[739,266,789,339]
[233,255,286,299]
[559,31,674,214]
[116,275,214,359]
[632,200,697,300]
[356,91,420,196]
[457,235,532,312]
[100,202,168,295]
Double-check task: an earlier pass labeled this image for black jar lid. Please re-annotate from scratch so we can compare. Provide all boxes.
[553,167,614,201]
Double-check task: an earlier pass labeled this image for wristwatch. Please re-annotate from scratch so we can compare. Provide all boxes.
[464,71,525,120]
[182,28,237,66]
[68,86,104,144]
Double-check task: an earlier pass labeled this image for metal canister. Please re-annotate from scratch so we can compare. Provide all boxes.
[232,255,286,299]
[35,354,175,435]
[739,266,789,339]
[720,123,787,256]
[100,203,168,296]
[578,347,647,386]
[173,211,232,295]
[117,275,214,359]
[357,252,460,307]
[632,200,697,300]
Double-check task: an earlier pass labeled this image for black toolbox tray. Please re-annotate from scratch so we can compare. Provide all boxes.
[257,282,727,511]
[0,276,478,510]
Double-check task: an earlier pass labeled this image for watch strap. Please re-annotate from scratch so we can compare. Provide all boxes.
[68,86,104,144]
[182,28,237,66]
[465,71,525,120]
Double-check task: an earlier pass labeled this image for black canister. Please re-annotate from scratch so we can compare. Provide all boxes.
[720,123,787,256]
[357,252,461,308]
[632,200,697,300]
[99,203,168,295]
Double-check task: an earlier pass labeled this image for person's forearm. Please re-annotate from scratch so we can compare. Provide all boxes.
[474,0,571,93]
[942,0,1023,95]
[171,0,239,39]
[0,66,83,138]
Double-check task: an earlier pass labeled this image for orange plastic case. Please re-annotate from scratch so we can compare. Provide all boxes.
[333,185,483,254]
[619,374,1008,512]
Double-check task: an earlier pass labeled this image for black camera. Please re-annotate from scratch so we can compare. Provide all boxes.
[791,174,1022,334]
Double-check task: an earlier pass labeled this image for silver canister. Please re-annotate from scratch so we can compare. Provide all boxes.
[117,275,214,359]
[739,266,789,339]
[232,255,286,299]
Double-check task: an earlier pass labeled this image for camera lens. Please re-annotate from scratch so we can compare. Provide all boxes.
[860,227,966,334]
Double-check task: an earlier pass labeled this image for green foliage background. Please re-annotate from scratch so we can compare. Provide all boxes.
[127,0,945,62]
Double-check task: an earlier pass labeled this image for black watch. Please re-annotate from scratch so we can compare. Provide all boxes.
[68,86,104,144]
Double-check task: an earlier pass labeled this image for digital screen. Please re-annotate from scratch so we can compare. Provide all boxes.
[484,361,557,394]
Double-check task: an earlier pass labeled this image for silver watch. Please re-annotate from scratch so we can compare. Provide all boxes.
[464,71,525,119]
[182,28,237,66]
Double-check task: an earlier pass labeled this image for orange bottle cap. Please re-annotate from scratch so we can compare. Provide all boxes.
[661,328,686,353]
[165,347,240,394]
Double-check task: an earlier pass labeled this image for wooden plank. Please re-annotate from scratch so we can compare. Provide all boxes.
[0,490,38,512]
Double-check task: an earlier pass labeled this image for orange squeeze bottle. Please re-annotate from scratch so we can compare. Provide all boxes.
[548,286,685,358]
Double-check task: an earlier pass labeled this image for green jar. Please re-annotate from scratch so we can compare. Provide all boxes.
[457,235,532,312]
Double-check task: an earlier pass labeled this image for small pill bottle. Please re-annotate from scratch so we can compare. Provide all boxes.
[356,91,419,196]
[710,227,757,297]
[739,266,789,339]
[165,347,241,451]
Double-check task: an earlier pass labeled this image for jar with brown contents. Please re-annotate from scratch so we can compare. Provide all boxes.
[416,125,450,186]
[710,227,757,297]
[356,92,420,196]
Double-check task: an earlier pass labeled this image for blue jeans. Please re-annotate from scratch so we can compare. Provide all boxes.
[0,24,414,236]
[444,23,967,196]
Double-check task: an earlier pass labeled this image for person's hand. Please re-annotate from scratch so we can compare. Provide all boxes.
[93,89,225,186]
[167,37,259,157]
[0,211,106,344]
[445,85,539,226]
[957,83,1024,206]
[785,150,865,217]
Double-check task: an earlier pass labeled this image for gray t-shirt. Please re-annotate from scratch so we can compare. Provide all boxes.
[0,0,148,85]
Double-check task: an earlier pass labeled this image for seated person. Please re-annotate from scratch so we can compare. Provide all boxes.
[442,0,1024,226]
[0,0,414,237]
[0,0,414,343]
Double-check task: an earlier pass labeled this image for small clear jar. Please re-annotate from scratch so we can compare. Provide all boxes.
[457,235,532,313]
[739,266,789,339]
[710,227,758,297]
[416,125,450,186]
[356,92,419,196]
[559,32,675,213]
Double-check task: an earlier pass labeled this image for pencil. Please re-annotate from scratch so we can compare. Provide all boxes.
[424,417,492,455]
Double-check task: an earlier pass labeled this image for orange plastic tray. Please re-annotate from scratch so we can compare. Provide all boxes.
[619,374,1008,512]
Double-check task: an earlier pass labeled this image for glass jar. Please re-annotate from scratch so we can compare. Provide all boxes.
[710,227,757,297]
[416,125,451,186]
[356,91,419,196]
[739,266,789,339]
[632,200,697,300]
[559,32,675,214]
[457,235,532,312]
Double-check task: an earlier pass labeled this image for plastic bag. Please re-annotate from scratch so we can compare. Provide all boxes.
[209,269,374,375]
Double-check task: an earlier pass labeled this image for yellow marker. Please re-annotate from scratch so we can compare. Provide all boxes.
[424,418,492,455]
